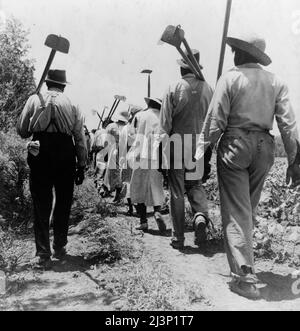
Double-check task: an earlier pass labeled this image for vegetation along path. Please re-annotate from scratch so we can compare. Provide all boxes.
[1,157,300,311]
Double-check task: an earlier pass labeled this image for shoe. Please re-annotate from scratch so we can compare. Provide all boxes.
[194,214,208,247]
[170,239,184,250]
[126,209,134,217]
[113,188,123,204]
[154,212,167,234]
[136,223,149,232]
[53,247,67,260]
[229,280,261,300]
[31,256,52,270]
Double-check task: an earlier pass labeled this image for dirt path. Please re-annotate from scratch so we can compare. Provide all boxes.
[2,205,300,311]
[140,212,300,311]
[1,232,122,311]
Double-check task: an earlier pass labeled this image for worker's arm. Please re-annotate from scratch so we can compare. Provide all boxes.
[195,75,231,160]
[275,81,299,165]
[17,96,36,139]
[160,82,188,136]
[72,105,88,168]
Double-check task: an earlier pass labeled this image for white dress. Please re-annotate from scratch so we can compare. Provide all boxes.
[129,108,165,207]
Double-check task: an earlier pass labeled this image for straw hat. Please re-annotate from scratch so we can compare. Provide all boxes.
[177,49,203,70]
[129,105,143,116]
[113,110,129,124]
[144,97,162,110]
[226,34,272,66]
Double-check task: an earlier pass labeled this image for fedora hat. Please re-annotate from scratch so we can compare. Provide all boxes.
[45,70,69,85]
[144,97,162,110]
[177,49,203,70]
[226,34,272,66]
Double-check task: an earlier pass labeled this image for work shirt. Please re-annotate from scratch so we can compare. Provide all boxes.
[159,73,213,170]
[196,64,299,165]
[17,88,87,167]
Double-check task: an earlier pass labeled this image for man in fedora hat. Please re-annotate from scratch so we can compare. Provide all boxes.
[129,97,167,233]
[18,69,87,268]
[196,34,300,299]
[159,49,214,250]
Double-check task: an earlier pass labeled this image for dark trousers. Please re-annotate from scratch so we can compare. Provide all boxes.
[28,133,76,258]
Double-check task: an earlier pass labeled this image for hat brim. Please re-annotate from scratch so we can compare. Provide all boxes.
[226,37,272,66]
[45,78,70,85]
[114,116,128,123]
[177,59,204,70]
[145,97,162,108]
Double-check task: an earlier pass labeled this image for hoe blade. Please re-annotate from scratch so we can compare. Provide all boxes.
[160,25,185,48]
[45,34,70,54]
[114,95,127,102]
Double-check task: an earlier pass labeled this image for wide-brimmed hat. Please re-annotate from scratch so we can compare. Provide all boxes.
[129,105,144,116]
[45,70,69,85]
[226,34,272,66]
[113,110,129,124]
[177,49,203,70]
[144,97,162,110]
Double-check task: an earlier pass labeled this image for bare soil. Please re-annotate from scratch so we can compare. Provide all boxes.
[1,201,300,311]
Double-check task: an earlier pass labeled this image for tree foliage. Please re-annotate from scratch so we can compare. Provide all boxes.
[0,17,36,131]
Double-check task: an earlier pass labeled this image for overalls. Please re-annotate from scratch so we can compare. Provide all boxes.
[168,79,209,243]
[28,93,76,258]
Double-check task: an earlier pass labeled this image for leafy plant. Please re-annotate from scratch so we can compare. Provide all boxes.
[0,17,36,131]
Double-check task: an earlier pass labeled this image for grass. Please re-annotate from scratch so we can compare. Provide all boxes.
[97,256,207,311]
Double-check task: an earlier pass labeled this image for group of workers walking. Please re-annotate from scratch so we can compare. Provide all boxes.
[17,33,300,300]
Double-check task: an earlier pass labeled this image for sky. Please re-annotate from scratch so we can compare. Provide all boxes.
[1,0,300,130]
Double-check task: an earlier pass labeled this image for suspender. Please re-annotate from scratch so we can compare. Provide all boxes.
[33,93,60,133]
[44,96,60,133]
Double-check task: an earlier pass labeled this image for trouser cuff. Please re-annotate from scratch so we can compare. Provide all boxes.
[231,272,259,284]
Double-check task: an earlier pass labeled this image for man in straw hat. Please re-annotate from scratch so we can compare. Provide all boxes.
[159,49,214,250]
[129,97,167,233]
[18,70,87,268]
[196,33,300,299]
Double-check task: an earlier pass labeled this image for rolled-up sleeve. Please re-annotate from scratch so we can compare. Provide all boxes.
[72,106,88,168]
[275,82,299,165]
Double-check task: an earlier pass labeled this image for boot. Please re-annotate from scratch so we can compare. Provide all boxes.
[136,222,149,232]
[113,187,122,204]
[194,213,208,247]
[126,198,134,216]
[154,212,167,234]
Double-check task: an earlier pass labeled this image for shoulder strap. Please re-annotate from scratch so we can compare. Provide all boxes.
[44,95,60,132]
[31,93,47,131]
